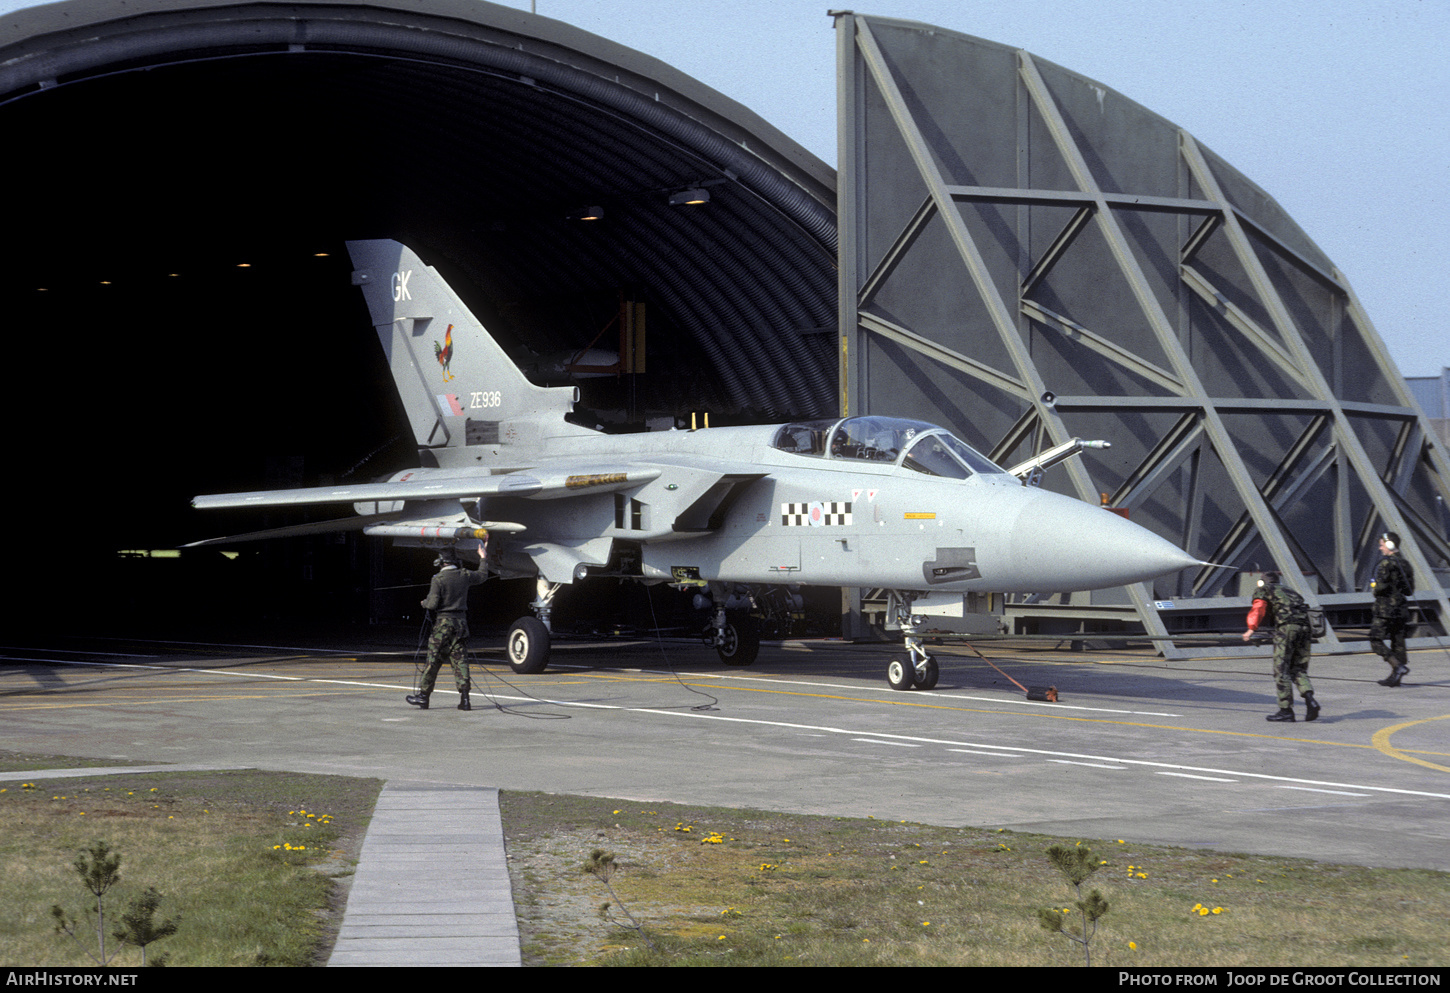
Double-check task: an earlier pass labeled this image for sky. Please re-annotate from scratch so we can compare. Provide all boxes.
[3,0,1446,379]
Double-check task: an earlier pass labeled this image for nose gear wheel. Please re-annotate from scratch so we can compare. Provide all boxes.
[884,591,938,690]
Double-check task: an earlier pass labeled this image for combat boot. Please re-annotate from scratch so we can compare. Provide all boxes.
[1377,664,1409,687]
[1265,708,1295,722]
[458,690,472,711]
[1303,693,1320,722]
[406,693,430,709]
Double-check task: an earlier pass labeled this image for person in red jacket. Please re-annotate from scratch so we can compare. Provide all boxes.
[1243,571,1319,722]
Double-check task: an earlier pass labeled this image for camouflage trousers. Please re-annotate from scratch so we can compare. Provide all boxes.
[1368,609,1408,670]
[419,615,471,696]
[1272,623,1312,709]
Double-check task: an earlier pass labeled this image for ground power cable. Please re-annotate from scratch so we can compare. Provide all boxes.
[410,608,572,719]
[409,610,431,697]
[639,583,721,712]
[468,642,574,720]
[466,585,721,717]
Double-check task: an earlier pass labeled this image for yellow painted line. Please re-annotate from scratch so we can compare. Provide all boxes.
[1372,715,1450,774]
[523,671,682,684]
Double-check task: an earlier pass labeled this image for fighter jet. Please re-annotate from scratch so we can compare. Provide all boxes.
[191,239,1198,689]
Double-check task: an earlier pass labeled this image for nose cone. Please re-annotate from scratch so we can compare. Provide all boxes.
[995,488,1198,592]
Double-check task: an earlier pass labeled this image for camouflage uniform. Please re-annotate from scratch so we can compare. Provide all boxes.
[1264,585,1322,707]
[1369,552,1413,680]
[1249,583,1315,718]
[416,562,487,702]
[419,615,472,697]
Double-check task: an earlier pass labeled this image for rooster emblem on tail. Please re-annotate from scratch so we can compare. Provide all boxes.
[434,324,455,381]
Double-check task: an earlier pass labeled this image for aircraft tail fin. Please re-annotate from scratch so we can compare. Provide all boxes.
[345,239,580,451]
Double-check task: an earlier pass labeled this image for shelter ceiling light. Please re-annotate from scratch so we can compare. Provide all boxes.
[668,187,710,206]
[571,205,605,221]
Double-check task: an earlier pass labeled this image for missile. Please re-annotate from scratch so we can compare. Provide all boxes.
[361,523,526,543]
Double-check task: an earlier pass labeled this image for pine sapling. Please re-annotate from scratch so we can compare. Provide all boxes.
[582,848,657,951]
[112,887,180,966]
[50,840,124,966]
[50,841,180,967]
[1037,842,1110,966]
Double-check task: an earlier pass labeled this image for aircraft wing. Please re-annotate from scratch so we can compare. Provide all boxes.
[190,466,662,511]
[187,467,657,548]
[183,512,424,547]
[189,456,767,553]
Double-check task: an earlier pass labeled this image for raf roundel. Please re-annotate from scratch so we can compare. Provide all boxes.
[780,501,852,526]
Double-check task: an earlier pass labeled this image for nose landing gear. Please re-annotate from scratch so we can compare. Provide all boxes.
[885,591,938,691]
[887,644,939,691]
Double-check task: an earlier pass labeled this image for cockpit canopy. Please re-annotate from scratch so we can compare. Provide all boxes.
[771,416,1009,479]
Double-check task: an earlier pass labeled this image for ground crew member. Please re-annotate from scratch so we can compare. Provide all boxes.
[1369,531,1414,687]
[407,539,487,710]
[1243,570,1319,722]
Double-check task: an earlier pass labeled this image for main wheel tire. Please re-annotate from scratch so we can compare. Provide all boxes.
[915,656,939,691]
[506,617,551,674]
[887,658,915,690]
[716,613,760,666]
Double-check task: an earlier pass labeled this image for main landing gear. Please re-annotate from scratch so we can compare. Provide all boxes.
[503,579,765,674]
[885,590,939,691]
[505,579,559,674]
[699,583,761,666]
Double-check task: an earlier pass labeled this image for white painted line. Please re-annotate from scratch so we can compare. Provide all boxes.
[1276,786,1374,797]
[1157,772,1238,782]
[1048,760,1127,770]
[34,656,1450,803]
[852,738,920,747]
[947,749,1022,758]
[43,658,412,692]
[2,648,160,659]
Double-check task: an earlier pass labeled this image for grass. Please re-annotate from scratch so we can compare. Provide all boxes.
[499,792,1450,967]
[0,753,382,967]
[2,752,1446,967]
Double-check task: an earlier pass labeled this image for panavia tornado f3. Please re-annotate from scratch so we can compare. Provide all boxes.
[191,239,1198,689]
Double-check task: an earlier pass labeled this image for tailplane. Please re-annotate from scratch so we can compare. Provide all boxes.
[345,239,581,453]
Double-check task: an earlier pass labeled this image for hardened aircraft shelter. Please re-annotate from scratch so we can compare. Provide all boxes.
[1,1,1444,652]
[834,14,1450,655]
